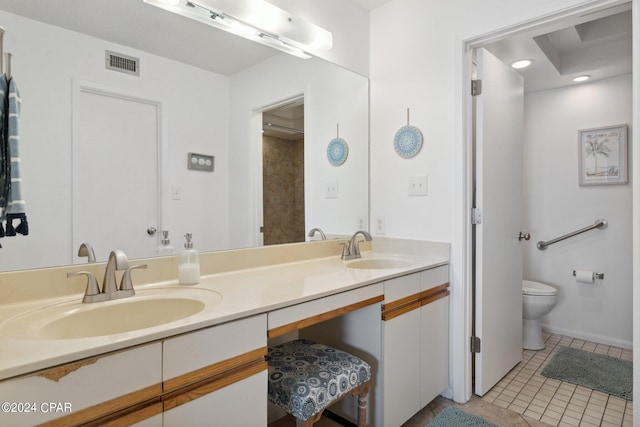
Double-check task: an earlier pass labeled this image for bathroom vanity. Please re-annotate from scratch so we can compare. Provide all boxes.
[0,238,449,426]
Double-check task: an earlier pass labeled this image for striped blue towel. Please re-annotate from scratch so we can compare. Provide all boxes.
[0,74,28,239]
[0,74,7,221]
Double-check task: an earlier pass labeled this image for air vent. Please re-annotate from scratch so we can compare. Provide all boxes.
[105,50,140,76]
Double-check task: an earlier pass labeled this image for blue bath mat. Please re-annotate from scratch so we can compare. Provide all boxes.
[427,406,498,427]
[542,346,633,400]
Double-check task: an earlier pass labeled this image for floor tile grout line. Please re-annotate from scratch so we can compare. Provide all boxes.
[481,332,632,427]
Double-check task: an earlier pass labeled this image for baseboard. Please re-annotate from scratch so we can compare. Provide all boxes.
[542,324,632,350]
[440,387,453,400]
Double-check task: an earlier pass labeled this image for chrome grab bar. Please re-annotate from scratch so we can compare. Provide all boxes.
[537,219,607,250]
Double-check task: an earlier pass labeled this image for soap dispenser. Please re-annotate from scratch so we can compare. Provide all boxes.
[179,232,200,285]
[156,229,175,255]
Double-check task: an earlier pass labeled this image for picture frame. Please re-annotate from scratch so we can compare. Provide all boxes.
[578,124,628,186]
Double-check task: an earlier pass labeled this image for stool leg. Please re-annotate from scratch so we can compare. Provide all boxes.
[295,418,314,427]
[356,382,370,427]
[295,411,323,427]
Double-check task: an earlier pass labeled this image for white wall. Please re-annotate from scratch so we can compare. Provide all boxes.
[228,54,369,249]
[368,0,633,403]
[269,0,370,76]
[523,75,633,348]
[0,11,230,270]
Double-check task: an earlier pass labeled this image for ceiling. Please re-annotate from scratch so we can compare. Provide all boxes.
[1,0,631,92]
[352,0,392,10]
[484,3,632,93]
[0,0,280,76]
[263,99,305,140]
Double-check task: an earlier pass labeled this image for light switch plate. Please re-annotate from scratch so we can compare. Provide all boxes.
[325,181,339,199]
[187,152,215,172]
[171,186,182,200]
[408,175,427,196]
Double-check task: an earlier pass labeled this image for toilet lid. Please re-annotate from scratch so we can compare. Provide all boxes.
[522,280,557,296]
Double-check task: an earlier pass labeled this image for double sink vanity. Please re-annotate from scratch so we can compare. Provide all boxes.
[0,237,449,427]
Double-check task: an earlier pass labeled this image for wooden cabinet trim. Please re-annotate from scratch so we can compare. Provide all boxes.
[382,283,449,321]
[37,383,162,427]
[420,288,450,307]
[163,346,267,392]
[163,357,267,412]
[38,347,267,426]
[79,400,163,427]
[267,295,384,338]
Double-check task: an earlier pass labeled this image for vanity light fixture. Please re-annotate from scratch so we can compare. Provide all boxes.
[143,0,333,59]
[511,59,534,69]
[572,75,591,82]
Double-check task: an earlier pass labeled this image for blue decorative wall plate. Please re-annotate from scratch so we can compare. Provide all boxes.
[394,125,423,158]
[327,138,348,166]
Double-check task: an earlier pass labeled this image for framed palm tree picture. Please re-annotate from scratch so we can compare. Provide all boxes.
[578,124,628,186]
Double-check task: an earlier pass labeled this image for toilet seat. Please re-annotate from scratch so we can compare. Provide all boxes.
[522,280,557,296]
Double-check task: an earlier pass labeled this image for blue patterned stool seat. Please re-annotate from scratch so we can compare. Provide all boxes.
[267,339,372,426]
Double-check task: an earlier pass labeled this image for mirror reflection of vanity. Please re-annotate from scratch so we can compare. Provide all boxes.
[0,0,369,272]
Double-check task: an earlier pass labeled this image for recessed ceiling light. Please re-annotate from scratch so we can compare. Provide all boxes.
[572,75,591,82]
[511,59,534,69]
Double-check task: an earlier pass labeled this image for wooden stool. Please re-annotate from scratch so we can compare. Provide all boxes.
[267,339,372,427]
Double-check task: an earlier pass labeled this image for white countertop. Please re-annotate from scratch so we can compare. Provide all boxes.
[0,243,448,381]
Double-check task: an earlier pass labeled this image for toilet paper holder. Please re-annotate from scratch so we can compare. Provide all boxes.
[572,270,604,279]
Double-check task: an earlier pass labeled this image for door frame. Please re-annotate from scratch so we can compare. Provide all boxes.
[71,79,165,261]
[250,94,306,247]
[453,0,638,404]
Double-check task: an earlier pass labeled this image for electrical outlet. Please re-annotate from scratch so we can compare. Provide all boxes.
[357,216,366,230]
[409,176,428,196]
[325,181,339,199]
[375,216,385,235]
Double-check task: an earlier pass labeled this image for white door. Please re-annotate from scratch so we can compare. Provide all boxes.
[474,48,524,396]
[73,84,160,263]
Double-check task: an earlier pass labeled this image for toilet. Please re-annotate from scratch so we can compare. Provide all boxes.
[522,280,558,350]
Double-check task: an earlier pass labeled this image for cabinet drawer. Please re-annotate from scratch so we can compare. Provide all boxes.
[382,266,449,321]
[268,284,383,338]
[163,314,267,390]
[383,273,421,303]
[0,342,162,426]
[421,265,449,291]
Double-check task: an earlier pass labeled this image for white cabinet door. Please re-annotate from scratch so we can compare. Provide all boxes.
[420,266,450,406]
[420,296,449,407]
[383,307,421,427]
[0,342,162,426]
[382,267,450,426]
[382,273,422,427]
[163,370,267,427]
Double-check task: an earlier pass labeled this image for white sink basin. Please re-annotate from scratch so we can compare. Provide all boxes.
[0,288,222,340]
[346,258,412,270]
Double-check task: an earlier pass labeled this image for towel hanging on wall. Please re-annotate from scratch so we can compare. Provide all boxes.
[0,73,28,242]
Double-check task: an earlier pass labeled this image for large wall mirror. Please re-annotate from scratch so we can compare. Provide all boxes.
[0,0,369,272]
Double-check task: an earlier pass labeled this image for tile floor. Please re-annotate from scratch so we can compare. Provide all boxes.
[481,332,633,426]
[403,332,633,427]
[273,332,633,427]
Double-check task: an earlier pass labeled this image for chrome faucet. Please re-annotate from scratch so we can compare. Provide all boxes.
[341,230,372,260]
[77,242,96,263]
[67,250,147,303]
[102,250,130,295]
[307,227,327,240]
